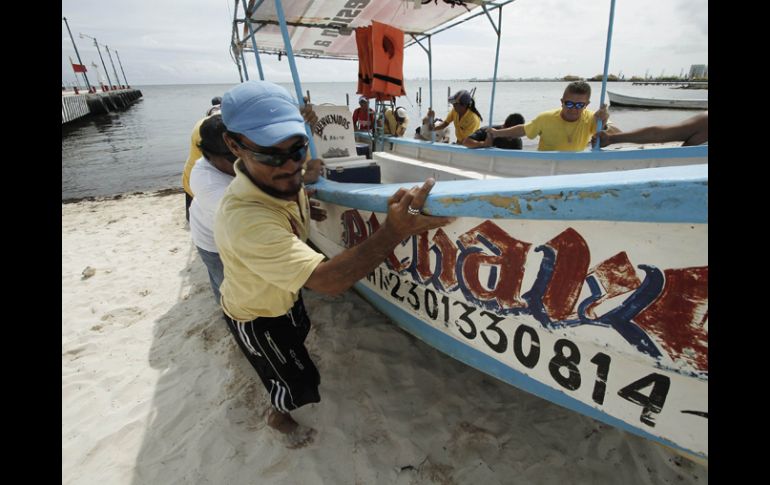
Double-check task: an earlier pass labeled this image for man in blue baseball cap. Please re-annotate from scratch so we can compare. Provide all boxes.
[215,80,453,447]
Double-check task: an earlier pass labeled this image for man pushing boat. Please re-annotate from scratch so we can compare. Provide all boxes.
[215,80,453,447]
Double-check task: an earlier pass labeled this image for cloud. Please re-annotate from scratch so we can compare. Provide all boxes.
[62,0,707,85]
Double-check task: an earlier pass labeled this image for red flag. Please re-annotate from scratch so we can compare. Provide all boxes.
[69,56,87,73]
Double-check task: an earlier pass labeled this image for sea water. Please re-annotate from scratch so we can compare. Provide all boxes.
[61,81,706,200]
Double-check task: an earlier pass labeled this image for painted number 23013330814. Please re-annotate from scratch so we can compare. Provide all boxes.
[368,267,672,428]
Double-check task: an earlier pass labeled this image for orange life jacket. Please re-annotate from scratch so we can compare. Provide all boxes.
[355,26,373,98]
[371,21,406,98]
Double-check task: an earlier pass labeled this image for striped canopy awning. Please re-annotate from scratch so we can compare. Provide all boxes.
[234,0,515,60]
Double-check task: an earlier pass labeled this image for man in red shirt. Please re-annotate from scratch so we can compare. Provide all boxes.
[352,96,374,132]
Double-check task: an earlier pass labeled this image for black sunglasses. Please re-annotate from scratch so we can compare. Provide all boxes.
[231,136,308,167]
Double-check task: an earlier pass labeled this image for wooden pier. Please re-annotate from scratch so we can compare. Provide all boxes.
[630,81,708,88]
[61,88,143,124]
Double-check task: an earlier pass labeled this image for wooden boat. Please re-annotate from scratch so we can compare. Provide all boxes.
[231,0,708,463]
[607,90,708,109]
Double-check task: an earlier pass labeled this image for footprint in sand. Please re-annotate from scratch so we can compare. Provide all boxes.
[63,346,87,361]
[100,306,145,327]
[279,425,317,449]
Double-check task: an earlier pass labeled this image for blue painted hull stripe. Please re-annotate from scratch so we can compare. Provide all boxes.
[353,282,705,459]
[312,164,707,223]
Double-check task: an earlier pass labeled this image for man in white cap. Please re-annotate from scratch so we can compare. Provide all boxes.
[383,106,409,136]
[216,80,453,447]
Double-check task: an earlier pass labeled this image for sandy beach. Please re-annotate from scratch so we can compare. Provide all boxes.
[62,190,707,484]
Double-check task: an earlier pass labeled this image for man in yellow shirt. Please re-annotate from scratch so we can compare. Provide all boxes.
[182,117,206,222]
[423,89,483,144]
[383,106,408,136]
[216,80,453,446]
[489,81,609,151]
[182,97,223,221]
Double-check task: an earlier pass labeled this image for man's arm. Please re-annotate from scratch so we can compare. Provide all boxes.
[462,137,488,149]
[487,124,526,140]
[304,179,454,295]
[592,103,609,124]
[462,128,493,149]
[302,158,324,184]
[424,108,450,131]
[593,112,708,147]
[300,103,318,131]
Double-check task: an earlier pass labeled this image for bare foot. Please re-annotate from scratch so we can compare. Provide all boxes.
[267,409,317,449]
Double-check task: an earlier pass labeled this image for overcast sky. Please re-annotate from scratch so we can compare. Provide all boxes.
[62,0,707,86]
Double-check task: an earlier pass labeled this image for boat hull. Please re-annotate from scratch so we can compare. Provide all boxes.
[309,165,708,461]
[607,91,707,109]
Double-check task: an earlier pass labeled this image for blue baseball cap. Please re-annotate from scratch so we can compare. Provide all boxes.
[448,90,472,106]
[221,81,307,148]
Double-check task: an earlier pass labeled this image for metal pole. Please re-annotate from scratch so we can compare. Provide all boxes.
[240,49,250,80]
[428,35,433,119]
[240,0,265,80]
[594,0,617,150]
[418,86,422,118]
[80,33,113,89]
[62,17,92,92]
[482,5,503,126]
[104,45,122,88]
[274,0,317,159]
[232,11,250,81]
[410,34,435,143]
[230,2,245,82]
[114,50,129,86]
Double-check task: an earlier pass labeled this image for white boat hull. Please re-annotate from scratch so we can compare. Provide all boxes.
[309,164,708,461]
[368,136,708,183]
[607,90,707,109]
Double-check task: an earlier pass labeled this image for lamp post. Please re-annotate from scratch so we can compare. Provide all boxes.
[114,49,129,87]
[62,17,92,92]
[79,33,113,89]
[104,45,123,88]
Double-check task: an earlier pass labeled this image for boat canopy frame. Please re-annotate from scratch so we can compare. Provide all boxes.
[229,0,619,153]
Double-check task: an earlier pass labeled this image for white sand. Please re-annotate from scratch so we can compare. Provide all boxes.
[62,191,707,484]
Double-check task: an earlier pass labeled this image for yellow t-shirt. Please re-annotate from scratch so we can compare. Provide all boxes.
[182,117,207,196]
[524,108,599,151]
[214,160,325,320]
[445,108,481,143]
[384,109,407,136]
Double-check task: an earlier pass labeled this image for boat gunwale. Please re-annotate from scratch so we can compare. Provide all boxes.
[310,164,708,223]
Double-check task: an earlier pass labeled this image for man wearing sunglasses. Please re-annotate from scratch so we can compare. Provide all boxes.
[216,80,453,447]
[488,81,610,151]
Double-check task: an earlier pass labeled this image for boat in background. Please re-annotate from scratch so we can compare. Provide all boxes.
[608,90,707,109]
[230,0,708,463]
